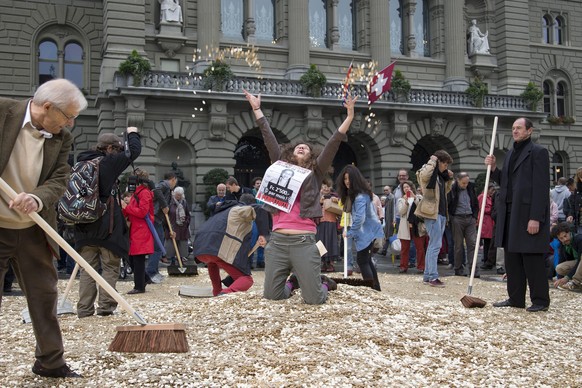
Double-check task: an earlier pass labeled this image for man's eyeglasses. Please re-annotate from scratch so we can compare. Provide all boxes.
[53,105,78,122]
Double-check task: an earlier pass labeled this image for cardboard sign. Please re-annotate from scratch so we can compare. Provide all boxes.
[255,160,311,213]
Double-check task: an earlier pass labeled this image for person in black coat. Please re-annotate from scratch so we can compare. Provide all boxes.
[485,117,550,312]
[75,127,141,317]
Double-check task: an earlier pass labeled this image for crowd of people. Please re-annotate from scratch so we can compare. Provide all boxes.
[1,80,580,380]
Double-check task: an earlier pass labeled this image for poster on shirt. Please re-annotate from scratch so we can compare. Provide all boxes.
[255,160,311,213]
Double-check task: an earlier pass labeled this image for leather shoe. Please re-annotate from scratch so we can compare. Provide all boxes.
[480,264,494,270]
[526,304,549,312]
[32,360,82,378]
[492,299,525,308]
[127,289,145,294]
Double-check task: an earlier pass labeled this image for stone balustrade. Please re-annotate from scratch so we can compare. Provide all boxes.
[140,71,528,111]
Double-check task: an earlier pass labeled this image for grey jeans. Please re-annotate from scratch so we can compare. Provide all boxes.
[263,232,328,305]
[452,215,479,275]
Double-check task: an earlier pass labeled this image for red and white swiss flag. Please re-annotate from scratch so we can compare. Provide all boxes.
[367,61,396,105]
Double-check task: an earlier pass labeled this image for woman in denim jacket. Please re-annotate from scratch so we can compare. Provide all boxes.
[337,165,384,291]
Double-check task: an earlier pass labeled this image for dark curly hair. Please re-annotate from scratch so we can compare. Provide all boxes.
[279,143,320,170]
[335,164,372,205]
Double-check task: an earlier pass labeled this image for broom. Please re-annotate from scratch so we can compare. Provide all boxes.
[460,116,498,308]
[164,212,187,274]
[0,177,188,352]
[331,212,374,288]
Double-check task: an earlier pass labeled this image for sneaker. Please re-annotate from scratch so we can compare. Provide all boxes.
[428,279,445,288]
[150,273,164,284]
[320,275,337,291]
[32,360,82,378]
[558,281,582,292]
[422,279,429,285]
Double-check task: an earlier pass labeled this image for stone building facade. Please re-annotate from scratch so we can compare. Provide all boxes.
[0,0,580,209]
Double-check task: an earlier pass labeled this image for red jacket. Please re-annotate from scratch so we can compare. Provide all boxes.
[477,193,494,239]
[123,185,155,255]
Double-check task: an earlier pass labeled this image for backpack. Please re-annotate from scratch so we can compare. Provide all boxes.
[58,156,107,224]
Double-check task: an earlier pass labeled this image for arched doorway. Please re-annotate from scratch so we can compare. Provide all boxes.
[411,134,460,172]
[332,142,358,182]
[157,139,194,202]
[233,136,271,188]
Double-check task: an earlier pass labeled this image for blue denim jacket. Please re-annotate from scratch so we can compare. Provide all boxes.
[346,193,384,251]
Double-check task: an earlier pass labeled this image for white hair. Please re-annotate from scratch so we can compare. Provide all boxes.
[173,186,184,196]
[33,79,88,112]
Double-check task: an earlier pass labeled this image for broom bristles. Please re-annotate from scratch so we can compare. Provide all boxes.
[331,277,374,288]
[108,324,189,353]
[460,294,487,308]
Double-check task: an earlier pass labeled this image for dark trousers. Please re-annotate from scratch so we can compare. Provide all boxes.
[0,225,65,369]
[503,212,550,307]
[356,242,381,291]
[129,254,148,291]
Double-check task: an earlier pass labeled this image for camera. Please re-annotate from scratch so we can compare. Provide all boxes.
[127,175,138,193]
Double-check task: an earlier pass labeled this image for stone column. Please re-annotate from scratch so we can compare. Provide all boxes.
[286,0,310,80]
[369,0,391,67]
[328,0,340,50]
[443,0,467,91]
[245,0,257,44]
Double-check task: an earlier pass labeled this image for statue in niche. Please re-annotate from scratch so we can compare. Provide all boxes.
[467,19,490,55]
[159,0,183,24]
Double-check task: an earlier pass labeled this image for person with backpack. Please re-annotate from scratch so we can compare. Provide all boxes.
[73,127,141,318]
[0,78,87,378]
[147,171,177,283]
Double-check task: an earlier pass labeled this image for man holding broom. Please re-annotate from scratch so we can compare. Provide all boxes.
[0,79,87,378]
[485,117,550,312]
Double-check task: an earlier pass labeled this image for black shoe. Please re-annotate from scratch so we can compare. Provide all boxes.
[127,289,145,294]
[454,270,465,276]
[492,299,525,308]
[526,304,549,312]
[96,311,114,316]
[256,262,265,268]
[32,360,82,378]
[480,264,494,270]
[320,275,337,291]
[496,267,506,275]
[3,287,12,293]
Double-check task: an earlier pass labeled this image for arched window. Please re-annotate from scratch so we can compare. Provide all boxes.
[542,15,552,44]
[554,16,565,45]
[543,81,552,114]
[338,0,356,50]
[309,0,327,48]
[254,0,275,41]
[390,0,403,55]
[556,81,566,117]
[38,40,58,85]
[64,42,84,89]
[221,0,244,40]
[36,27,86,89]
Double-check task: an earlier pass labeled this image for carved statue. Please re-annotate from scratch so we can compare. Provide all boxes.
[159,0,183,24]
[467,19,490,55]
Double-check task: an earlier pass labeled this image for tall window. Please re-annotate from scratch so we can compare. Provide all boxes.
[255,0,275,41]
[37,34,85,89]
[543,81,552,114]
[413,0,430,57]
[309,0,327,48]
[338,0,356,50]
[542,15,551,44]
[221,0,244,40]
[554,16,565,45]
[556,81,566,117]
[390,0,403,55]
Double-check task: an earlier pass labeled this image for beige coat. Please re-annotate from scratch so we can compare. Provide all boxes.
[396,195,422,240]
[414,160,452,220]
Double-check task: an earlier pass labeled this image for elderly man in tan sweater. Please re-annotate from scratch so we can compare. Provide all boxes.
[0,79,87,378]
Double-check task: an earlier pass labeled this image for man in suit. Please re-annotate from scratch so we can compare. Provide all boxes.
[0,78,87,377]
[485,117,551,312]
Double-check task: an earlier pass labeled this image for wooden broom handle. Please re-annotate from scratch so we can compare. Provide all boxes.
[0,177,147,325]
[164,212,184,269]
